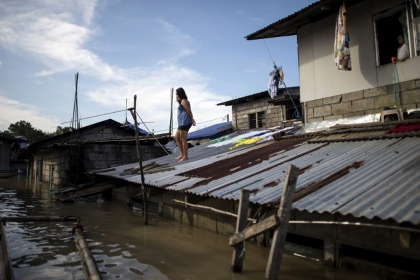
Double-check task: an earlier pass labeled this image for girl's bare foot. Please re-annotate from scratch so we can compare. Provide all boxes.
[178,157,188,162]
[175,156,182,160]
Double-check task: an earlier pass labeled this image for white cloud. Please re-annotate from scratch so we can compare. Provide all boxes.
[85,64,231,133]
[155,18,197,64]
[0,0,232,134]
[0,0,121,81]
[0,94,59,132]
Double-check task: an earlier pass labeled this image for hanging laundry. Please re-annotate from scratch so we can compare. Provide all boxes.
[267,66,284,98]
[334,2,351,71]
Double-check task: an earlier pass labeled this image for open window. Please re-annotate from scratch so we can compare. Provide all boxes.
[249,111,265,129]
[373,2,419,66]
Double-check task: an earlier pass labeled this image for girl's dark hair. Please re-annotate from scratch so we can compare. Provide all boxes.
[176,87,188,104]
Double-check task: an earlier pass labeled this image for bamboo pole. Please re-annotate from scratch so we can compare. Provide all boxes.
[0,216,78,223]
[169,88,173,137]
[265,164,299,280]
[130,95,148,225]
[231,189,250,273]
[0,223,14,280]
[172,199,256,223]
[74,227,102,280]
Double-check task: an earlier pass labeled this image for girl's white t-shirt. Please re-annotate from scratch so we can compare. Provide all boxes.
[397,44,408,61]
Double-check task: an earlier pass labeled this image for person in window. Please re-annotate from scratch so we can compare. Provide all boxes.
[397,34,409,62]
[174,87,196,162]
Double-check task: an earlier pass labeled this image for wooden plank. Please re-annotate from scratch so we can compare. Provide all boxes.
[172,199,257,223]
[0,216,78,223]
[231,189,250,273]
[265,164,299,280]
[57,183,113,202]
[229,214,278,246]
[0,172,20,178]
[90,168,115,174]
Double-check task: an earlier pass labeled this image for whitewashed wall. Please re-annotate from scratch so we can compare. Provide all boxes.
[298,0,420,102]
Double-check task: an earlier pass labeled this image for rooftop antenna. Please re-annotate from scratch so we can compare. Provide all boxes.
[71,72,80,130]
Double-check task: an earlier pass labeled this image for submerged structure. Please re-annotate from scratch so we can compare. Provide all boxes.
[90,119,420,279]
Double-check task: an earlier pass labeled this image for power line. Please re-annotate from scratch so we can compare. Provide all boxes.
[153,115,228,133]
[60,109,127,124]
[196,117,226,125]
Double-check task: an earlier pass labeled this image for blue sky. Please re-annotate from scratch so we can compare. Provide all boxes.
[0,0,316,134]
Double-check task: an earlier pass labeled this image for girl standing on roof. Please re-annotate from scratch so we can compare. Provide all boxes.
[174,87,196,162]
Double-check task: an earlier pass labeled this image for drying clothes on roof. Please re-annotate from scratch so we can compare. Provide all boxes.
[267,67,284,98]
[386,122,420,134]
[208,130,269,147]
[334,2,351,71]
[229,137,263,150]
[209,136,231,144]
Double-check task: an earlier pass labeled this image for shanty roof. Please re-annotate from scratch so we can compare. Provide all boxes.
[0,133,28,143]
[245,0,364,40]
[217,87,299,106]
[187,122,232,140]
[92,121,420,225]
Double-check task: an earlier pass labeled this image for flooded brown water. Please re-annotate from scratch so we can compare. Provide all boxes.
[0,176,374,280]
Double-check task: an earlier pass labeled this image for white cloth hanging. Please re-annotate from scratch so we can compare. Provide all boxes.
[268,70,278,98]
[267,67,284,99]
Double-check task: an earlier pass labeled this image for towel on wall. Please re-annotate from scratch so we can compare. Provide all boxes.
[334,2,352,71]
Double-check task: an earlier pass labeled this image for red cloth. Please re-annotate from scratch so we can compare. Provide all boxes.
[387,122,420,133]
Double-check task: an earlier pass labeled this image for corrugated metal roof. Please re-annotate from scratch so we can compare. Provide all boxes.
[93,123,420,225]
[245,0,364,40]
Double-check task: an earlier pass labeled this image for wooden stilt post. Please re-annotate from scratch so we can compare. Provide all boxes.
[131,95,148,225]
[231,189,250,272]
[265,164,299,280]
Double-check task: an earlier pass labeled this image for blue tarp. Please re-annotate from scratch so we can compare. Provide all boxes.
[187,121,232,140]
[123,121,149,136]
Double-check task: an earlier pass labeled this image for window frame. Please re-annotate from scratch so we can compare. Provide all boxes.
[373,3,418,66]
[248,111,266,129]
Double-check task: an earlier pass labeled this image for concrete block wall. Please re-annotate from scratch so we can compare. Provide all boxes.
[80,127,127,140]
[304,79,420,123]
[34,150,69,187]
[232,97,284,130]
[83,144,167,171]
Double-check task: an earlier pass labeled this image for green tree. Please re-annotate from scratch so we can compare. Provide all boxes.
[6,120,54,144]
[55,126,72,135]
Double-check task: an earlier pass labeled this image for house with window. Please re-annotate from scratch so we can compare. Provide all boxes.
[217,87,301,131]
[246,0,420,124]
[20,119,169,188]
[0,133,27,173]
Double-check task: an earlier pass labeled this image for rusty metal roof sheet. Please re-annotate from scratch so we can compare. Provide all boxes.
[93,124,420,225]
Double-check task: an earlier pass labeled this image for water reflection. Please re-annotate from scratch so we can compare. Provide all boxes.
[0,178,372,280]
